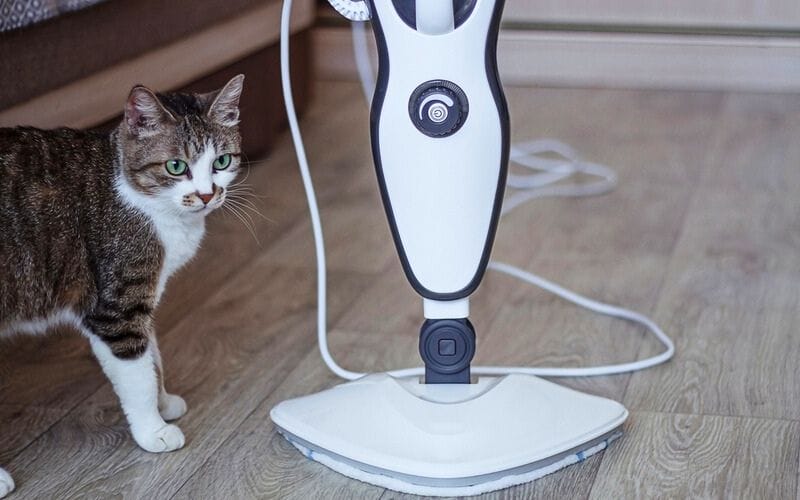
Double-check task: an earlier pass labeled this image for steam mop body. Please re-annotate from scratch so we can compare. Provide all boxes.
[271,0,629,495]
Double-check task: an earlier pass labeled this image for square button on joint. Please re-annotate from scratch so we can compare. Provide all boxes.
[438,339,456,356]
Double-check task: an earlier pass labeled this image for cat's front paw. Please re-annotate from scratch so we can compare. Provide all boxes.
[159,393,187,421]
[0,467,14,498]
[133,423,186,453]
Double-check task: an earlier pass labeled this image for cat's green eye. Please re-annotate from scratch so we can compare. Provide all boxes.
[213,154,232,171]
[165,159,188,176]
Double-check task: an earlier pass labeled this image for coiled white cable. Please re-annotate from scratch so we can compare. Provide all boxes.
[280,0,674,381]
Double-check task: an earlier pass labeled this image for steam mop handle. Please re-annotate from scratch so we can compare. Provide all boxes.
[368,0,509,301]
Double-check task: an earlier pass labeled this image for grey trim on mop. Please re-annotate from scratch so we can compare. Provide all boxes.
[280,428,623,497]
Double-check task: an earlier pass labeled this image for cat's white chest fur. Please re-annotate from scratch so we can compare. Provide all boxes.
[151,215,205,301]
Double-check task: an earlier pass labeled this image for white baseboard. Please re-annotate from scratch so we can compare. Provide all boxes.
[313,26,800,93]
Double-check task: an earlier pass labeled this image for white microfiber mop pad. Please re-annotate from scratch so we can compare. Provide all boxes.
[288,434,620,497]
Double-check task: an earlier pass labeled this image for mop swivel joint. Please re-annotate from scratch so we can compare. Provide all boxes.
[419,318,476,384]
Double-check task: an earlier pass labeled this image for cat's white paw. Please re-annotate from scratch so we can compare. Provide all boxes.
[0,467,14,498]
[132,423,186,453]
[159,393,187,421]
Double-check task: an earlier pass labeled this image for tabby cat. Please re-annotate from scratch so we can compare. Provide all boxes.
[0,74,245,497]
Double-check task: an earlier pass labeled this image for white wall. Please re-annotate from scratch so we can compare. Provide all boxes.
[314,0,800,92]
[504,0,800,30]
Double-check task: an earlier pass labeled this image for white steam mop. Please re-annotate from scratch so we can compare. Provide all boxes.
[272,0,675,496]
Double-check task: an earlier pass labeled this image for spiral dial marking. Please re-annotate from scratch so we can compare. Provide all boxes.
[409,80,469,138]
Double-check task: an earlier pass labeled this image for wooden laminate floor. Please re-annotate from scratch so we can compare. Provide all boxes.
[2,81,800,499]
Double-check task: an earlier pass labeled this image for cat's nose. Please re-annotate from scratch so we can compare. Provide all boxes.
[197,192,214,205]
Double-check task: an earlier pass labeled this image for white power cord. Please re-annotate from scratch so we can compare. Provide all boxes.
[280,0,674,381]
[351,20,376,103]
[503,139,618,215]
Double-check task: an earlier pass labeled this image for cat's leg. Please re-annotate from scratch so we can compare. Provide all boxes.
[150,338,187,421]
[88,336,185,452]
[0,467,14,498]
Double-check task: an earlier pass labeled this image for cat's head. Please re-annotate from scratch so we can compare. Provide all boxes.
[116,74,245,216]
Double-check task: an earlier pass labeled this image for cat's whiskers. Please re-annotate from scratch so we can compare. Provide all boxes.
[222,176,271,220]
[224,191,259,209]
[229,165,254,186]
[225,186,261,199]
[226,180,268,202]
[222,203,260,245]
[225,179,255,191]
[225,201,269,232]
[225,195,273,224]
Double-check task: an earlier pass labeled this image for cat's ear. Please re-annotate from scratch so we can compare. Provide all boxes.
[207,74,245,127]
[124,85,175,137]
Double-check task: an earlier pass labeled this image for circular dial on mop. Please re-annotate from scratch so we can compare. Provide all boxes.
[326,0,370,21]
[409,80,469,138]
